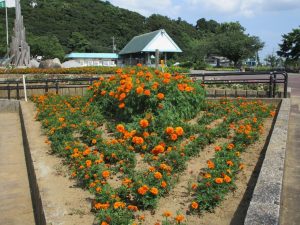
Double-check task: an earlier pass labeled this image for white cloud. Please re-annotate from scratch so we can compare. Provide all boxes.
[107,0,181,17]
[186,0,300,17]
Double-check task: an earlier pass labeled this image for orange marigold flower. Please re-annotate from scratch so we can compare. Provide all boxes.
[58,117,65,122]
[95,202,110,210]
[165,127,174,135]
[138,185,149,195]
[161,181,167,188]
[119,92,126,101]
[207,160,215,169]
[139,119,149,128]
[102,170,110,179]
[137,63,142,67]
[143,131,150,138]
[224,175,231,183]
[191,201,199,209]
[149,166,156,172]
[175,127,184,136]
[160,163,171,171]
[128,205,138,211]
[144,89,151,96]
[132,136,144,145]
[163,211,172,217]
[119,102,125,109]
[101,222,109,225]
[114,201,126,209]
[192,183,198,190]
[154,172,163,179]
[151,145,165,155]
[157,93,165,100]
[175,214,185,223]
[136,86,144,94]
[215,178,224,184]
[150,187,159,195]
[270,111,276,117]
[116,124,125,133]
[101,90,106,96]
[227,143,235,150]
[85,160,92,168]
[164,73,172,79]
[203,173,211,179]
[214,146,222,151]
[122,178,132,186]
[92,139,97,144]
[170,133,178,141]
[226,160,234,167]
[239,163,245,170]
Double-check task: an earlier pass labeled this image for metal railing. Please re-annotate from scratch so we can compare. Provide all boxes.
[0,71,288,99]
[189,71,288,98]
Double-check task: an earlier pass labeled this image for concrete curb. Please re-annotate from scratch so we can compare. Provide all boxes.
[244,98,291,225]
[0,99,46,225]
[0,99,19,112]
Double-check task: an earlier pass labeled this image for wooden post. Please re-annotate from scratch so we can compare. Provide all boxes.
[16,82,20,100]
[155,49,159,70]
[55,81,59,94]
[7,82,10,99]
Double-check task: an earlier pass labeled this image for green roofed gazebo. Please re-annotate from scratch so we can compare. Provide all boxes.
[119,29,182,65]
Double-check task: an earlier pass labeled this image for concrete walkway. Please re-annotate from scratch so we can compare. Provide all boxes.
[0,113,35,225]
[280,74,300,225]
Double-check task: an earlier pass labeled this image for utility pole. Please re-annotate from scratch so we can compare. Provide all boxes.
[5,6,9,54]
[112,36,116,53]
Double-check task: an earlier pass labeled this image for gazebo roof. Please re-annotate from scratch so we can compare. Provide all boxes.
[119,29,182,55]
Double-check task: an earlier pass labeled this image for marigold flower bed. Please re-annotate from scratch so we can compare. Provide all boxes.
[32,66,276,225]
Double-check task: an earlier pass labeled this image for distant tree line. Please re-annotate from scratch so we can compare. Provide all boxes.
[0,0,264,67]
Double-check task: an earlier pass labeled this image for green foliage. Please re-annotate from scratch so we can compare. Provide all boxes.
[214,23,264,66]
[28,35,65,60]
[67,32,91,52]
[0,1,264,65]
[277,27,300,61]
[264,53,284,68]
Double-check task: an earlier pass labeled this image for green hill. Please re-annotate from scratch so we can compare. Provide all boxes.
[0,0,263,65]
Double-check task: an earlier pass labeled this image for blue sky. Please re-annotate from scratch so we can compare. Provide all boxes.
[107,0,300,60]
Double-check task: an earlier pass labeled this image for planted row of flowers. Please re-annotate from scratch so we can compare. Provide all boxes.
[32,66,275,225]
[1,65,188,75]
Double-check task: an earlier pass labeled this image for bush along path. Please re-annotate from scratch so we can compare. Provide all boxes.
[32,65,276,225]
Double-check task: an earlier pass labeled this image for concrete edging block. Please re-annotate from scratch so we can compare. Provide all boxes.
[244,98,291,225]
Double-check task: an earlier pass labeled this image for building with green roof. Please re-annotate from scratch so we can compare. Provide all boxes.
[119,29,182,65]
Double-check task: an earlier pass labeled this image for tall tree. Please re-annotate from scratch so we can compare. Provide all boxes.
[277,27,300,60]
[264,53,283,68]
[67,32,91,52]
[214,23,264,66]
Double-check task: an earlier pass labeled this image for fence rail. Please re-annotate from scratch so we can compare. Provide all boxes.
[189,71,288,98]
[0,71,288,99]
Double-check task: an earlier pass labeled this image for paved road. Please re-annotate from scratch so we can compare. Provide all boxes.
[280,73,300,225]
[0,113,35,225]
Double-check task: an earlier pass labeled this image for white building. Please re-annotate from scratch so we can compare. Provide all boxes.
[65,53,118,67]
[119,29,182,65]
